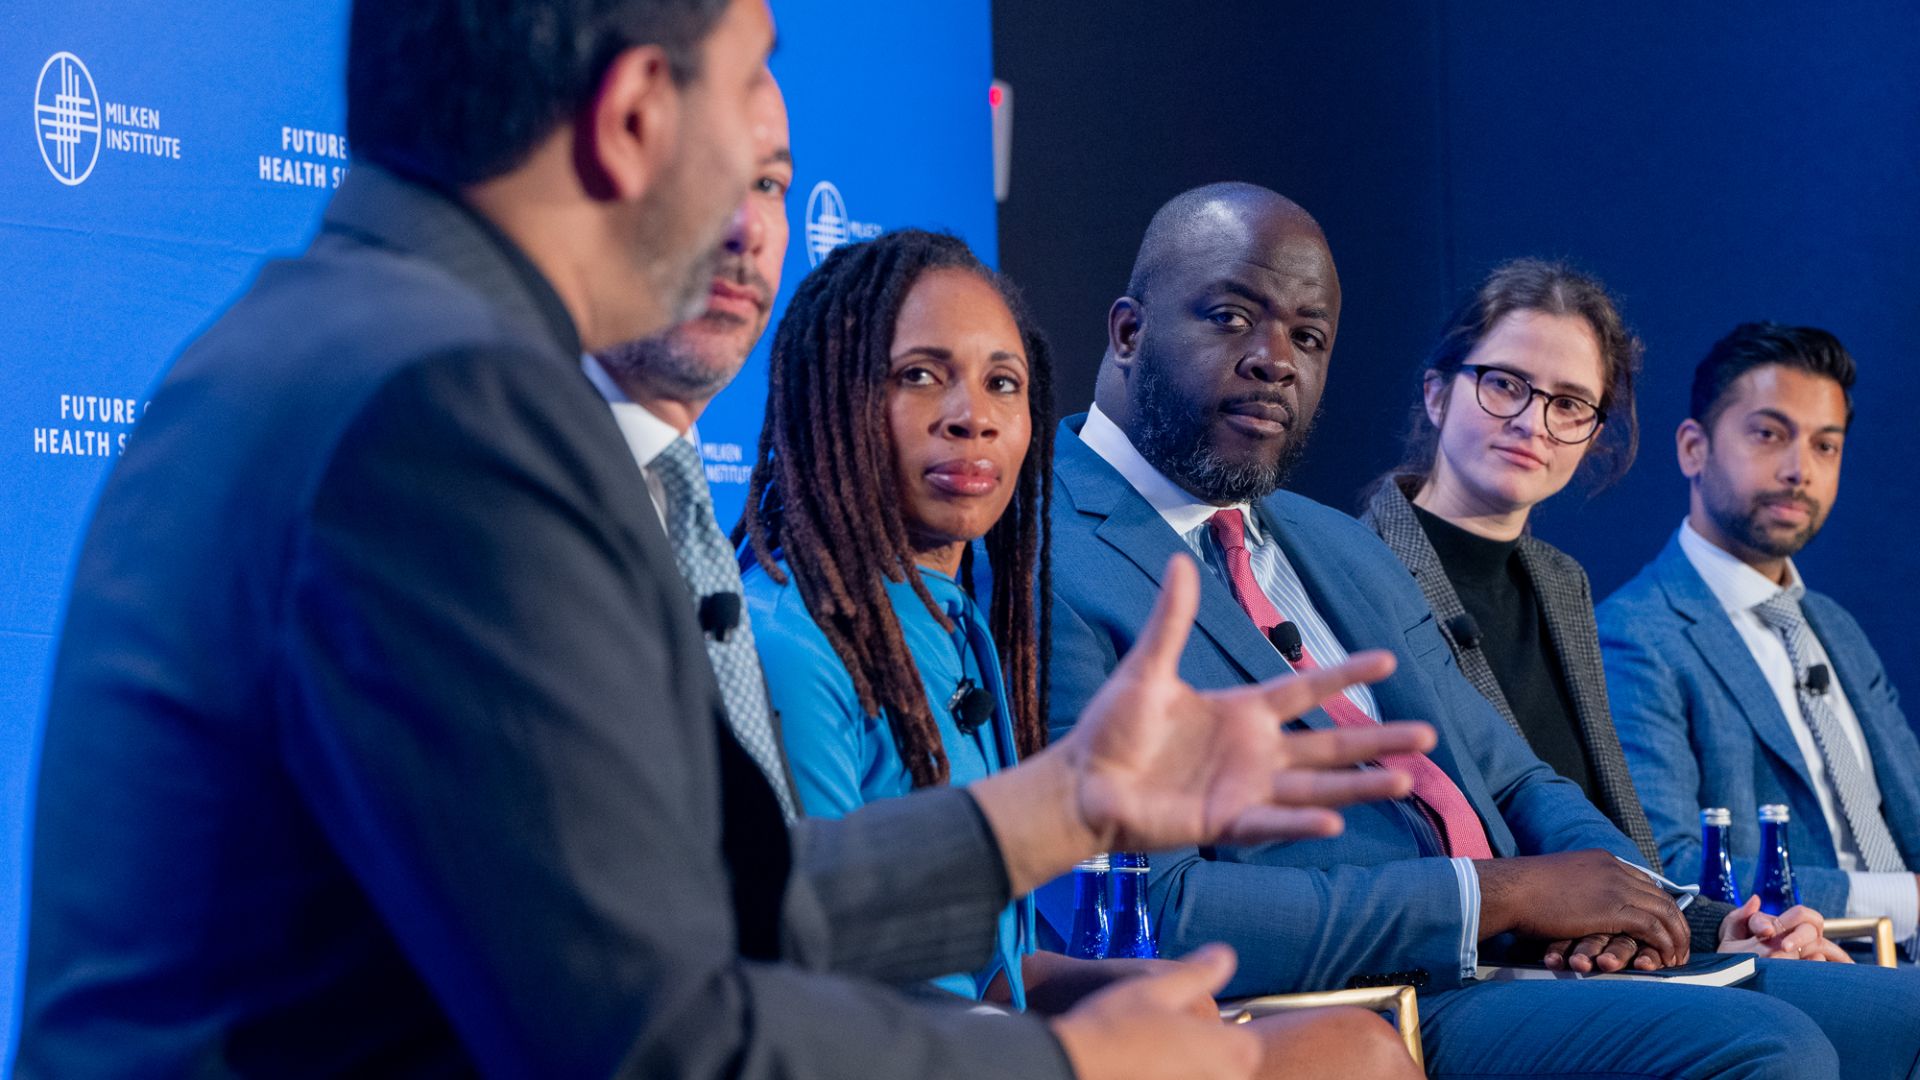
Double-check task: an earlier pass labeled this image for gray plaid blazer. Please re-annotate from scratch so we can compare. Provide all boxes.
[1361,476,1731,947]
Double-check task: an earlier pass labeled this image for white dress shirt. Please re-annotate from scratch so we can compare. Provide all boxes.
[582,354,688,526]
[1678,519,1918,938]
[1080,405,1380,718]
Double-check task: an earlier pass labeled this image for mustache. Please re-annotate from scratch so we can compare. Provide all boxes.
[709,252,773,310]
[1219,392,1297,421]
[1754,490,1819,513]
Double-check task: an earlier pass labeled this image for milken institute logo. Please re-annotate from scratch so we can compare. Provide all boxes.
[803,179,883,267]
[35,51,100,186]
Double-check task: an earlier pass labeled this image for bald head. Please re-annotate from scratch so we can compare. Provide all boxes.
[1100,182,1339,504]
[1124,182,1324,305]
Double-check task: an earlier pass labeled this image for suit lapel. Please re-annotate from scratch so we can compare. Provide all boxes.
[1364,479,1524,735]
[1093,498,1300,688]
[1258,495,1473,779]
[1056,423,1301,704]
[1519,543,1607,746]
[1656,540,1818,794]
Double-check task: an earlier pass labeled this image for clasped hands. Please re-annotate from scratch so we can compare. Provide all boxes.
[1715,896,1851,963]
[1476,849,1851,975]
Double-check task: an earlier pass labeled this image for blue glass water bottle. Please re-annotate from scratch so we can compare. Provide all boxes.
[1698,807,1742,905]
[1106,851,1158,959]
[1064,855,1111,960]
[1752,804,1801,915]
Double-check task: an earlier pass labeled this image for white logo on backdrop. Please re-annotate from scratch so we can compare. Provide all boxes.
[804,180,851,266]
[803,179,883,267]
[35,52,100,186]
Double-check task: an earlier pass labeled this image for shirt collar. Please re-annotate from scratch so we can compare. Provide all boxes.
[1081,403,1266,544]
[581,354,694,470]
[1677,517,1806,614]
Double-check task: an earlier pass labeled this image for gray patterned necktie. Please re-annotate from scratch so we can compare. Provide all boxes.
[1753,590,1906,872]
[652,437,798,823]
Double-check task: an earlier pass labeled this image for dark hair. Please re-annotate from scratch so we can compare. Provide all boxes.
[1383,257,1643,492]
[734,230,1055,788]
[1690,322,1857,431]
[347,0,728,188]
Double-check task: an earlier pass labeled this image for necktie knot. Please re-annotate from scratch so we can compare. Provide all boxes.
[1208,508,1248,553]
[653,437,711,518]
[1753,590,1807,639]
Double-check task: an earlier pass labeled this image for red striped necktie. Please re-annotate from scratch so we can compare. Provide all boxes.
[1207,508,1493,859]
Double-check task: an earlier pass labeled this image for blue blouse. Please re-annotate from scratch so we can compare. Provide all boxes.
[742,556,1035,1008]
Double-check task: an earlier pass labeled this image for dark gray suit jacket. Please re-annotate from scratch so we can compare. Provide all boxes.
[1361,476,1728,948]
[18,165,1068,1079]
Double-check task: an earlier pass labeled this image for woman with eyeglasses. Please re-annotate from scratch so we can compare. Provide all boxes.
[1359,257,1849,969]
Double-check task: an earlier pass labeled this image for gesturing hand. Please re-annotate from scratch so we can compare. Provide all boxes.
[1051,944,1260,1080]
[1060,555,1435,854]
[970,555,1436,896]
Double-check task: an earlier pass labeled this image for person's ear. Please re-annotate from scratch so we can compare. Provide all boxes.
[1108,297,1144,371]
[1421,370,1450,428]
[579,44,680,202]
[1676,417,1709,479]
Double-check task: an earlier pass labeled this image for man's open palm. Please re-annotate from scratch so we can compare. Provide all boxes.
[1064,555,1435,852]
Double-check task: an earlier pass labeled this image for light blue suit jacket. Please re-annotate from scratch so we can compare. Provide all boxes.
[1044,418,1642,997]
[1598,534,1920,915]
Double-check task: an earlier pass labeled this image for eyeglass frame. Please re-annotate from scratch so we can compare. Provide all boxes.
[1457,363,1608,445]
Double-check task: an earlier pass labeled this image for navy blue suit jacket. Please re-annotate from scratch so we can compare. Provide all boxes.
[1045,417,1642,996]
[1599,533,1920,915]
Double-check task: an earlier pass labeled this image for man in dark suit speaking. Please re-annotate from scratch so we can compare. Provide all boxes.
[16,3,1433,1077]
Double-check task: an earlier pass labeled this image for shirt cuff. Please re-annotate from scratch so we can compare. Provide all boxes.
[1451,856,1481,981]
[1845,870,1920,946]
[1617,855,1698,911]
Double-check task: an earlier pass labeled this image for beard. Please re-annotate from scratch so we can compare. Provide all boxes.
[598,328,738,400]
[1701,466,1827,560]
[599,250,771,400]
[1129,348,1316,504]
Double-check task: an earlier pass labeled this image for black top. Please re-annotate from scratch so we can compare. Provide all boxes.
[1411,504,1599,801]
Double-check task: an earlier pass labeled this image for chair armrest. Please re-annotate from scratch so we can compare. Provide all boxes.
[1220,985,1423,1071]
[1824,915,1897,968]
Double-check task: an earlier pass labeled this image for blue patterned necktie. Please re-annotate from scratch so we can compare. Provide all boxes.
[652,437,798,823]
[1753,589,1906,872]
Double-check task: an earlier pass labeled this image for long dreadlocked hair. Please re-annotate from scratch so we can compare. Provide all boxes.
[731,229,1055,788]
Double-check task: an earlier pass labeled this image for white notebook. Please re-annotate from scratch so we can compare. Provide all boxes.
[1475,954,1755,987]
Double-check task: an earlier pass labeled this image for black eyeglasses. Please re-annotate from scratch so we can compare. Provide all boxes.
[1460,364,1607,445]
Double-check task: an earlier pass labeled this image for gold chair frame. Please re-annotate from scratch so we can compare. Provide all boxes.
[1824,914,1897,968]
[1221,984,1424,1071]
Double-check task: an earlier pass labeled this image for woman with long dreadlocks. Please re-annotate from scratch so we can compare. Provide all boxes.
[737,228,1053,1008]
[735,229,1420,1079]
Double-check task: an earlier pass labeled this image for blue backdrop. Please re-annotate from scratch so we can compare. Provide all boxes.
[0,0,996,1057]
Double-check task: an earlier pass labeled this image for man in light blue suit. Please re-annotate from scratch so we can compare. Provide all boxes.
[1601,322,1920,960]
[1048,183,1920,1078]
